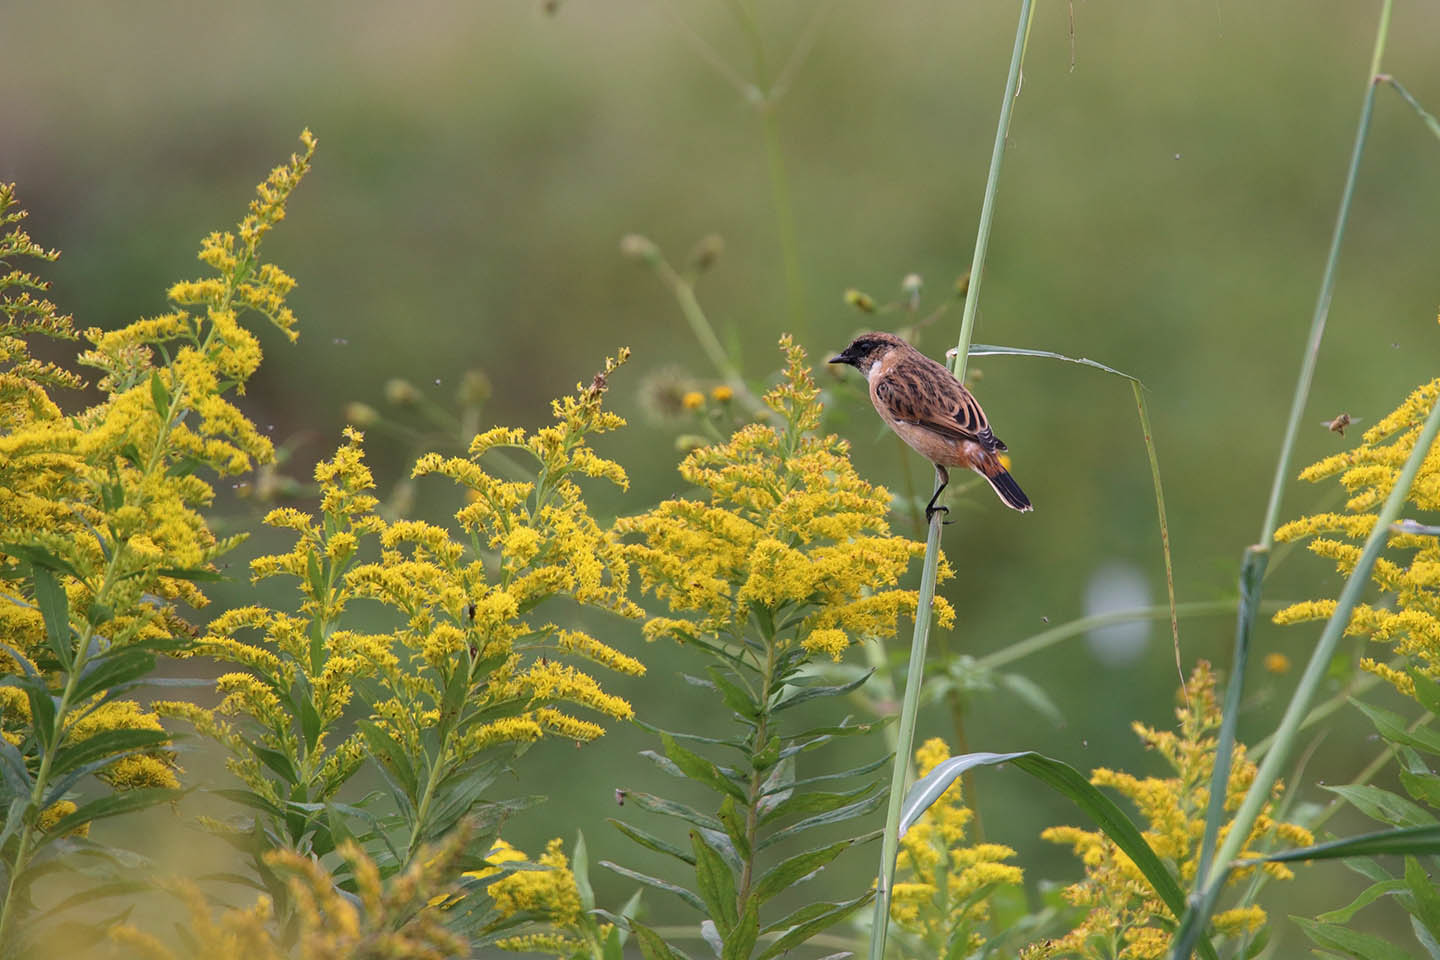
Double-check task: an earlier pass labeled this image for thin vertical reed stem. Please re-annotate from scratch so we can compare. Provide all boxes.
[868,3,1034,957]
[1189,0,1393,915]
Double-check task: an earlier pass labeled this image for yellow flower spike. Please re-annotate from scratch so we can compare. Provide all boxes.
[1029,662,1310,959]
[890,738,1021,951]
[1275,377,1440,700]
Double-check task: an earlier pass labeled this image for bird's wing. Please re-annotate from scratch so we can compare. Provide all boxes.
[874,368,1007,452]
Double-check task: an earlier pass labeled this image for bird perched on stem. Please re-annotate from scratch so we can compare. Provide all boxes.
[829,331,1032,522]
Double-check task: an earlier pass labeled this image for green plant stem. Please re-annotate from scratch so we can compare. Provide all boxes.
[759,104,806,343]
[0,557,115,949]
[1190,0,1392,911]
[948,0,1035,384]
[867,469,945,960]
[869,5,1034,957]
[977,600,1261,672]
[650,256,765,416]
[737,637,776,913]
[1381,76,1440,141]
[1176,385,1440,959]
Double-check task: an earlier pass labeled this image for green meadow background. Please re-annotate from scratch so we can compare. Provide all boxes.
[4,0,1439,945]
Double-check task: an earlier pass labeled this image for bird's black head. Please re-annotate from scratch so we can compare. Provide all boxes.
[829,332,906,374]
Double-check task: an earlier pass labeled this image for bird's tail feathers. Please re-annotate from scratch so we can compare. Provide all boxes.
[980,465,1032,513]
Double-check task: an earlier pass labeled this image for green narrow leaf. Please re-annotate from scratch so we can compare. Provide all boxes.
[718,795,750,862]
[72,650,156,705]
[608,818,695,866]
[1316,879,1407,923]
[622,791,723,831]
[1352,699,1440,756]
[690,830,738,934]
[661,733,746,802]
[1412,674,1440,715]
[573,830,595,913]
[50,728,171,777]
[752,839,851,904]
[1291,916,1416,960]
[1401,770,1440,808]
[599,861,705,914]
[149,370,171,417]
[25,682,57,752]
[49,787,184,836]
[358,720,418,802]
[155,567,226,583]
[759,781,878,826]
[31,566,73,670]
[759,789,886,848]
[1322,784,1437,828]
[1248,824,1440,864]
[1405,856,1440,936]
[722,898,758,960]
[707,666,759,720]
[4,543,81,578]
[900,750,1211,959]
[248,743,300,785]
[630,921,691,960]
[756,891,872,960]
[772,669,874,712]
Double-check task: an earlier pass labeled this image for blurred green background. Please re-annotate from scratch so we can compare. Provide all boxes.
[5,0,1440,948]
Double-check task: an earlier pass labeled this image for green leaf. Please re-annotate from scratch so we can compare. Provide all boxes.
[773,669,874,712]
[690,830,738,934]
[1250,824,1440,864]
[1412,674,1440,715]
[4,542,81,578]
[722,898,758,960]
[758,789,886,849]
[573,830,595,913]
[248,742,300,785]
[49,787,184,836]
[1402,770,1440,809]
[622,791,722,832]
[149,370,171,416]
[707,666,759,721]
[73,649,156,705]
[752,839,851,904]
[599,861,704,914]
[756,891,872,960]
[608,818,695,866]
[901,750,1209,959]
[358,720,418,803]
[662,733,746,802]
[630,921,691,960]
[1291,916,1416,960]
[1353,699,1440,756]
[1317,878,1407,923]
[31,566,73,670]
[1323,784,1437,828]
[759,781,878,826]
[1405,856,1440,937]
[50,728,171,777]
[718,795,750,862]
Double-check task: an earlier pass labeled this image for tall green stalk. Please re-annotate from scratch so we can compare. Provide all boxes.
[1189,0,1393,913]
[867,3,1034,957]
[1173,387,1440,960]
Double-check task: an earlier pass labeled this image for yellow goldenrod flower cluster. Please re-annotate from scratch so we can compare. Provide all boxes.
[1273,378,1440,700]
[620,336,952,658]
[1025,663,1312,960]
[0,136,314,868]
[161,354,645,859]
[110,834,469,960]
[485,837,597,956]
[889,738,1023,956]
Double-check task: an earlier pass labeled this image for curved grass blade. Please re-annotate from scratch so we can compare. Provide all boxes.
[969,344,1183,697]
[1239,824,1440,866]
[898,750,1218,960]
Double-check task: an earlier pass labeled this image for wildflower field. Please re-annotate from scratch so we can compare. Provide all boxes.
[3,3,1440,958]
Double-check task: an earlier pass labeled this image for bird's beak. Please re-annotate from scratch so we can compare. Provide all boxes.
[828,353,848,365]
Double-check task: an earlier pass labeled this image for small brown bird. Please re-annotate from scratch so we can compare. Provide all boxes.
[830,331,1032,521]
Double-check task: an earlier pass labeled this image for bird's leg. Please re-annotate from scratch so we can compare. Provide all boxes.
[924,465,952,525]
